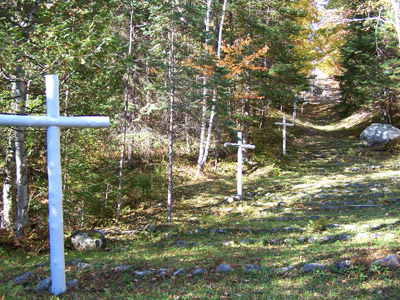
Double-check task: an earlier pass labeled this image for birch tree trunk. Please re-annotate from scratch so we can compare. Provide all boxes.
[167,25,175,224]
[116,1,134,220]
[14,66,29,238]
[197,0,227,174]
[196,0,212,177]
[391,0,400,45]
[2,131,16,229]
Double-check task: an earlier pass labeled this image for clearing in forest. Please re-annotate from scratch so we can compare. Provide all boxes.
[2,102,400,300]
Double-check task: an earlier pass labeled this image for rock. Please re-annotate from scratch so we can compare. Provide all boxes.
[77,262,90,269]
[328,223,341,229]
[336,260,352,270]
[301,263,326,273]
[193,268,206,276]
[371,254,399,270]
[210,228,217,234]
[243,264,261,272]
[114,265,130,272]
[266,239,280,245]
[273,265,295,275]
[68,259,82,266]
[277,202,287,207]
[308,236,318,243]
[218,229,228,234]
[297,237,306,243]
[222,240,235,246]
[134,270,152,277]
[67,279,79,288]
[320,235,336,243]
[70,230,105,251]
[12,272,33,284]
[173,268,185,276]
[217,263,233,273]
[337,234,351,241]
[34,277,51,291]
[360,123,400,147]
[157,268,168,276]
[174,240,188,248]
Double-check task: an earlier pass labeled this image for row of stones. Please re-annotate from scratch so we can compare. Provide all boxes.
[14,253,400,292]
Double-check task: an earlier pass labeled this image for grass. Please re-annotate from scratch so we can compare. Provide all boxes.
[2,102,400,299]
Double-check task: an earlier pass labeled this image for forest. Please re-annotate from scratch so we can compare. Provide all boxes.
[2,0,400,298]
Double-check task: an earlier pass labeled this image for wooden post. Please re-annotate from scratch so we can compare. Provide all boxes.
[275,115,294,155]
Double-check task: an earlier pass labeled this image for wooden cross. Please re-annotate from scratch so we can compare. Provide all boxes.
[224,132,255,198]
[0,75,110,295]
[275,115,294,155]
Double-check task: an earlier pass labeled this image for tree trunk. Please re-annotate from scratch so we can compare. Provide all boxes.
[14,66,29,238]
[2,130,16,229]
[116,1,135,220]
[391,0,400,45]
[198,0,227,173]
[196,0,212,176]
[167,25,175,224]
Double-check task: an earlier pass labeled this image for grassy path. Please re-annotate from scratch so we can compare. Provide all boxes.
[2,103,400,299]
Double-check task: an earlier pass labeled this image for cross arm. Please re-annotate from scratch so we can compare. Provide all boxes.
[224,142,240,147]
[275,122,294,126]
[0,115,110,128]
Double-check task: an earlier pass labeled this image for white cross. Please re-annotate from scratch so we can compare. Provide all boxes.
[224,132,255,198]
[0,75,110,295]
[275,115,294,155]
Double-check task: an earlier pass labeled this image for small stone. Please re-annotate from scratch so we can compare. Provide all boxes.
[77,262,90,269]
[12,272,33,284]
[217,263,233,273]
[308,236,318,243]
[193,268,206,276]
[157,268,168,276]
[239,239,251,245]
[173,268,185,276]
[222,240,235,246]
[320,235,336,243]
[114,265,130,272]
[219,229,227,234]
[134,270,152,277]
[277,202,287,207]
[328,223,341,229]
[371,254,399,270]
[66,279,79,288]
[273,265,294,275]
[266,239,280,245]
[283,238,293,244]
[301,263,326,273]
[174,240,188,248]
[34,277,51,291]
[336,260,352,270]
[297,237,306,243]
[337,234,351,241]
[243,228,252,234]
[210,228,217,234]
[243,264,261,272]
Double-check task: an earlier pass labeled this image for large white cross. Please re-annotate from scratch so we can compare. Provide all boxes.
[224,132,255,198]
[0,75,110,295]
[275,115,294,155]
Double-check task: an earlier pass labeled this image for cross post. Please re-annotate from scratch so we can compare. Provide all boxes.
[293,100,297,125]
[0,75,110,295]
[224,132,255,198]
[275,115,294,155]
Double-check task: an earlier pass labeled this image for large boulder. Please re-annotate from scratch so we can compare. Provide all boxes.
[360,123,400,147]
[70,230,105,251]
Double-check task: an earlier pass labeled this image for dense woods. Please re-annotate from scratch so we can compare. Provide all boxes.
[1,0,400,238]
